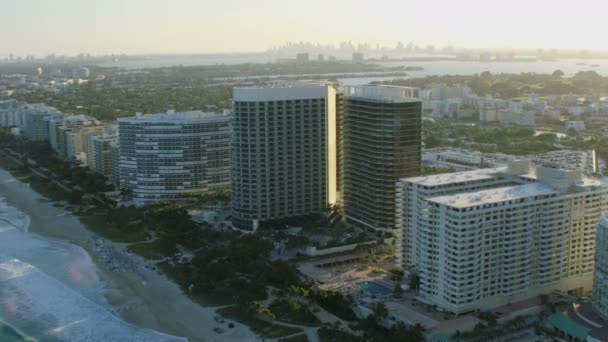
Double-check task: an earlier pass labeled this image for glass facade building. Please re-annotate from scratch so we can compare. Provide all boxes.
[341,85,421,232]
[118,111,230,201]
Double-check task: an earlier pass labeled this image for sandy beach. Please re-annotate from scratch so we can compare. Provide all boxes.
[0,167,257,342]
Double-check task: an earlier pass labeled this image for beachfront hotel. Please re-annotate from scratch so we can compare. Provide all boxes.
[118,110,230,201]
[230,84,338,231]
[396,161,608,314]
[341,85,421,232]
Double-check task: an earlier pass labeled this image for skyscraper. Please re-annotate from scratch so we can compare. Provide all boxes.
[231,85,337,231]
[92,135,119,179]
[118,111,230,201]
[21,104,62,142]
[341,85,421,232]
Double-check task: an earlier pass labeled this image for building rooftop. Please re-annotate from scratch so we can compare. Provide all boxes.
[404,167,505,187]
[427,183,556,208]
[118,110,228,124]
[343,85,420,103]
[423,148,598,174]
[58,114,93,122]
[234,84,329,101]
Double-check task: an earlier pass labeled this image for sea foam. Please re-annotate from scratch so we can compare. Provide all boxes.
[0,200,187,342]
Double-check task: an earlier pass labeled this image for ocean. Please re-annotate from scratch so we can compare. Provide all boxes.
[96,54,608,78]
[0,195,185,341]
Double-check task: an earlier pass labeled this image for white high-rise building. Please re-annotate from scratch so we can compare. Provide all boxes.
[0,100,20,127]
[92,135,118,179]
[118,111,230,201]
[593,215,608,320]
[85,125,117,171]
[65,129,90,164]
[48,114,96,152]
[396,161,608,314]
[479,99,503,123]
[20,104,62,142]
[111,143,120,187]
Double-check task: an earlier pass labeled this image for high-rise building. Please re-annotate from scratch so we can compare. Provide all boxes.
[49,114,96,154]
[93,135,118,179]
[66,127,104,165]
[231,85,338,231]
[85,125,117,171]
[118,111,230,201]
[85,130,98,170]
[110,143,120,188]
[593,215,608,320]
[396,162,608,314]
[65,129,91,164]
[341,85,421,232]
[21,104,61,142]
[479,99,503,123]
[0,100,19,127]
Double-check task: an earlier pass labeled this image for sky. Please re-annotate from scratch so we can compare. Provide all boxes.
[1,0,607,56]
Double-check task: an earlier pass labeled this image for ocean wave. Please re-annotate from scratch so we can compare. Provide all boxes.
[0,201,188,342]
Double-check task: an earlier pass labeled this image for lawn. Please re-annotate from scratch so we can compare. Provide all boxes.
[315,291,358,322]
[0,155,79,203]
[156,261,236,307]
[269,299,322,326]
[318,326,362,342]
[217,305,303,338]
[80,215,149,243]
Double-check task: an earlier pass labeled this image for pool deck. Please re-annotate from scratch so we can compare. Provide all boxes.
[358,281,393,296]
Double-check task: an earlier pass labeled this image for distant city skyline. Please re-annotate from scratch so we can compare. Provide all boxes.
[2,0,608,57]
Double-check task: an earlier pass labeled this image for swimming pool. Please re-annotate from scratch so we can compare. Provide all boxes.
[358,281,392,296]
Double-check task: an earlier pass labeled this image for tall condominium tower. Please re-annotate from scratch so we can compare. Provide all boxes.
[341,85,421,232]
[231,85,337,231]
[396,161,608,314]
[92,135,118,179]
[48,114,96,154]
[118,111,230,201]
[21,104,62,142]
[593,215,608,320]
[0,100,19,127]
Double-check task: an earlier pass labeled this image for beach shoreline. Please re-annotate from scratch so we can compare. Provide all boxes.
[0,167,256,342]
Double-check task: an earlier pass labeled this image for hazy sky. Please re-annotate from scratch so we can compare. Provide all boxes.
[1,0,607,56]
